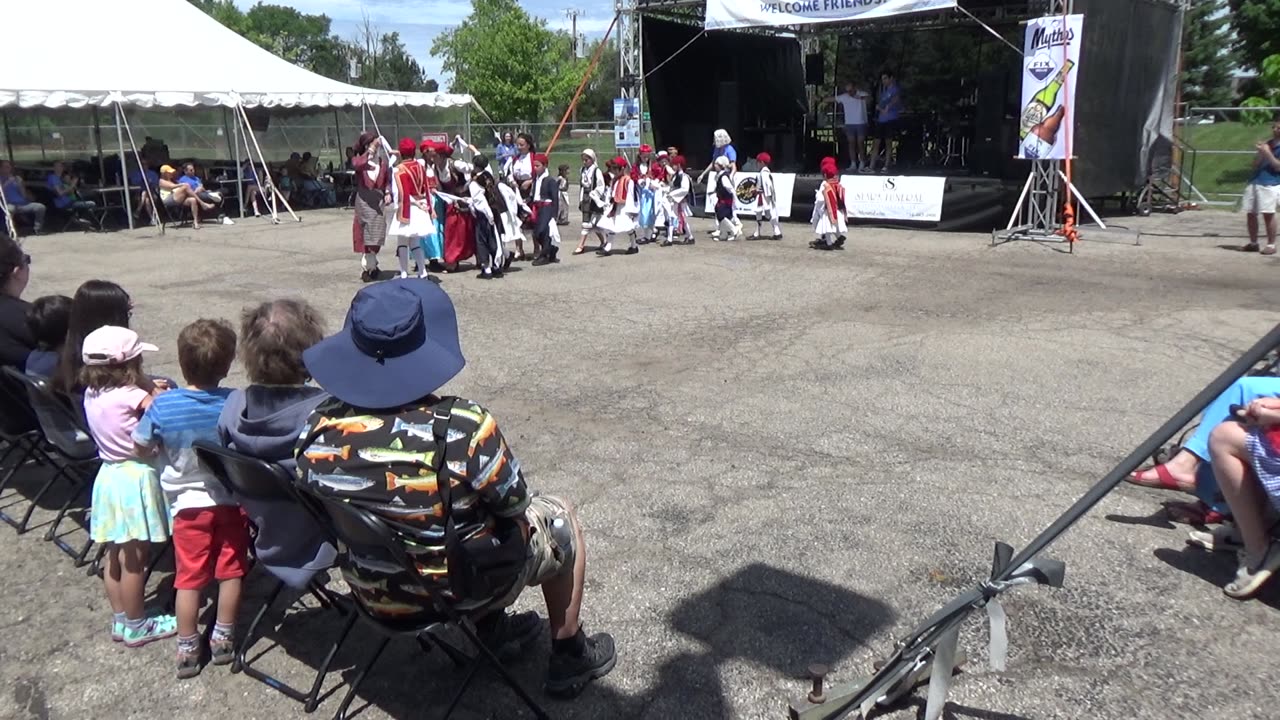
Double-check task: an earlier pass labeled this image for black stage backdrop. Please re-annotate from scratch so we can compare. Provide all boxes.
[642,17,807,173]
[1073,0,1182,197]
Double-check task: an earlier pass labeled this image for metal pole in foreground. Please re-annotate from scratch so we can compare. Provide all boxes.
[1,111,12,163]
[228,107,243,219]
[114,102,134,230]
[92,107,106,188]
[790,323,1280,720]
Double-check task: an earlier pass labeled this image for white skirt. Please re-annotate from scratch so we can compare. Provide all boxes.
[388,202,435,238]
[596,211,637,235]
[499,211,523,246]
[813,212,847,236]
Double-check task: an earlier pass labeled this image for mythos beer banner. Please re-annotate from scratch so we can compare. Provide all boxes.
[1017,14,1083,161]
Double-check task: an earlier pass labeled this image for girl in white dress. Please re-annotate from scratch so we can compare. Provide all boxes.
[595,157,639,256]
[752,152,783,240]
[387,138,434,278]
[810,157,847,250]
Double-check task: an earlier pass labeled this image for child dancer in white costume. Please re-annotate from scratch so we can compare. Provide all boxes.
[662,155,695,246]
[751,152,783,240]
[387,138,433,278]
[810,157,848,250]
[595,156,639,256]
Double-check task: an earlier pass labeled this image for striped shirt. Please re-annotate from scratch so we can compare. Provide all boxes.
[133,387,235,514]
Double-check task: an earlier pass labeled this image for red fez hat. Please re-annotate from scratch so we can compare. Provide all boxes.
[420,139,437,153]
[437,144,454,158]
[398,137,417,157]
[615,156,630,167]
[671,155,686,167]
[532,153,549,166]
[639,143,653,154]
[756,152,772,165]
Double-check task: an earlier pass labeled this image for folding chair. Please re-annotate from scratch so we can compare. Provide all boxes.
[299,486,550,720]
[191,440,355,713]
[0,369,44,509]
[2,368,99,562]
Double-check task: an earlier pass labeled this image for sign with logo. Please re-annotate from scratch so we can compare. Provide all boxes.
[1017,14,1083,161]
[421,132,448,147]
[613,98,640,150]
[840,175,946,222]
[705,0,955,30]
[702,172,798,218]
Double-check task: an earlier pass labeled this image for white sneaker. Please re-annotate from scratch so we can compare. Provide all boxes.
[221,216,235,225]
[398,271,409,279]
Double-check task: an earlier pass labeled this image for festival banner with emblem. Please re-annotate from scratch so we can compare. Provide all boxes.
[840,175,946,222]
[702,172,798,218]
[613,98,640,149]
[1017,14,1083,161]
[705,0,955,31]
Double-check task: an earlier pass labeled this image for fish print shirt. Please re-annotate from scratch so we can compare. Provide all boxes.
[296,396,529,619]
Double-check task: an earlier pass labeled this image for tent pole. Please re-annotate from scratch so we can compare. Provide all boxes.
[333,109,343,161]
[92,107,106,186]
[464,104,471,151]
[394,106,401,144]
[1,111,11,163]
[227,107,244,219]
[235,106,268,219]
[238,104,299,223]
[36,115,46,162]
[114,103,134,230]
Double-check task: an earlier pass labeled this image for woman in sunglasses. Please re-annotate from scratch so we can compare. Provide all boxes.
[0,237,33,370]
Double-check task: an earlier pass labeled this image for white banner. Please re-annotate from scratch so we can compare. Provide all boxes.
[840,175,945,222]
[702,172,797,218]
[705,0,955,30]
[1017,14,1083,161]
[613,98,640,150]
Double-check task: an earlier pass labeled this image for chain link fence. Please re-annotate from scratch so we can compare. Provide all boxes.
[1178,105,1280,207]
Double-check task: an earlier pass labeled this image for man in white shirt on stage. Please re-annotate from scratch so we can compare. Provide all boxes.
[828,81,871,172]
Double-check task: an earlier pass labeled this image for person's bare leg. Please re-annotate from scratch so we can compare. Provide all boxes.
[541,508,587,640]
[176,588,201,637]
[846,130,857,168]
[118,540,150,619]
[216,577,242,625]
[1264,213,1277,248]
[1209,422,1272,559]
[103,544,124,614]
[1247,213,1260,247]
[187,198,202,227]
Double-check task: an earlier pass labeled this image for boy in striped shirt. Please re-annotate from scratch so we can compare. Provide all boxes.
[133,318,247,679]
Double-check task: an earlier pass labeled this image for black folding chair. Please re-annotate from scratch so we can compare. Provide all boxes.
[0,369,97,549]
[0,369,47,515]
[298,486,549,720]
[192,440,356,713]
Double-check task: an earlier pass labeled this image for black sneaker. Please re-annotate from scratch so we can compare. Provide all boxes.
[545,632,616,698]
[476,611,544,661]
[532,255,551,267]
[624,246,639,255]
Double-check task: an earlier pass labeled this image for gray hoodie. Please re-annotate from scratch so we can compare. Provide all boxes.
[217,385,336,588]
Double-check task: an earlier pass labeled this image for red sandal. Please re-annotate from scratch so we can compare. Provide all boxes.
[1126,464,1190,492]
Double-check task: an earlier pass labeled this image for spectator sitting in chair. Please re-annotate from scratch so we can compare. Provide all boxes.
[24,294,71,377]
[295,280,616,698]
[128,158,161,224]
[1,161,47,234]
[179,162,223,209]
[158,164,216,229]
[298,152,335,207]
[46,161,97,215]
[217,298,337,589]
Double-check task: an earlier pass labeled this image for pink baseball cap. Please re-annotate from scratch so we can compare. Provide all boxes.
[81,326,158,366]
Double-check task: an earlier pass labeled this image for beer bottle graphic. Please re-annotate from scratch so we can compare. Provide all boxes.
[1019,59,1076,140]
[1021,106,1067,159]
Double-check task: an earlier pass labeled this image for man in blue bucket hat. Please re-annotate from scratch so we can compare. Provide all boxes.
[296,279,616,697]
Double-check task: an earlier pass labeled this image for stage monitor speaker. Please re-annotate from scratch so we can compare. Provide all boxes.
[805,53,824,86]
[969,122,1022,180]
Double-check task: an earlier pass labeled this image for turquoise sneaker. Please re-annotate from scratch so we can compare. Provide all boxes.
[123,615,178,648]
[111,620,124,643]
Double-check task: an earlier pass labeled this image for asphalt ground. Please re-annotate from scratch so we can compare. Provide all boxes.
[1,207,1277,720]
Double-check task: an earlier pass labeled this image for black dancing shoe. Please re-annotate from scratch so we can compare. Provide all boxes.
[531,255,551,267]
[624,246,639,255]
[545,632,617,699]
[833,235,846,248]
[808,240,833,251]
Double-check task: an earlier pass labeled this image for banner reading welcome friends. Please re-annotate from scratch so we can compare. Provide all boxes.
[705,0,955,30]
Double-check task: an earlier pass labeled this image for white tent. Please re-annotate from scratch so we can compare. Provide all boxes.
[0,0,470,110]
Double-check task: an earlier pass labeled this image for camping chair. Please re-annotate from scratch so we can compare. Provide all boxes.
[297,484,550,720]
[0,369,47,518]
[191,440,356,713]
[2,368,99,563]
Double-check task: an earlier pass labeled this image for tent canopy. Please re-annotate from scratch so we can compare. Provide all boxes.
[0,0,471,110]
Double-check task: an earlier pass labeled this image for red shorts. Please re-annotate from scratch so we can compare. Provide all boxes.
[173,506,250,590]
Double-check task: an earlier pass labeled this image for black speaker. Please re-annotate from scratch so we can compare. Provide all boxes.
[805,53,824,86]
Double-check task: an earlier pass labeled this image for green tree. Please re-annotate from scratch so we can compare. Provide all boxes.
[1231,0,1280,71]
[431,0,583,122]
[576,38,620,121]
[1183,0,1237,108]
[349,18,432,92]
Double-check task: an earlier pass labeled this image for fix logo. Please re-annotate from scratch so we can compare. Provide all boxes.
[1027,52,1056,82]
[883,178,896,191]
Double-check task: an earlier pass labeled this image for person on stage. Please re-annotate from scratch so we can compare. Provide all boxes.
[530,154,561,266]
[420,140,447,272]
[387,138,433,280]
[468,154,508,280]
[663,156,695,247]
[631,145,664,244]
[596,157,639,256]
[867,70,903,174]
[751,152,782,241]
[575,149,607,255]
[810,157,847,250]
[351,131,394,282]
[441,157,475,273]
[710,156,742,242]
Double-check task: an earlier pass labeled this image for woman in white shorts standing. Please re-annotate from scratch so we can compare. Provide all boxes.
[1242,120,1280,256]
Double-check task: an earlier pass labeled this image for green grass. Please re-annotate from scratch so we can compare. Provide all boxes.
[1179,121,1272,203]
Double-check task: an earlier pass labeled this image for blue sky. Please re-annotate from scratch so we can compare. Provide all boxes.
[231,0,613,85]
